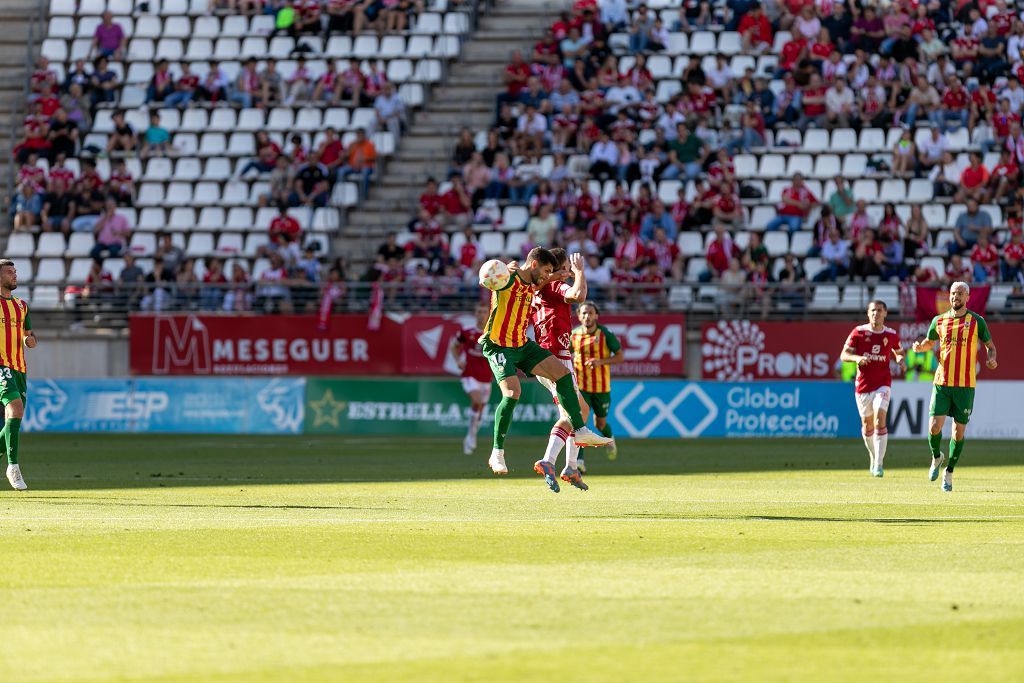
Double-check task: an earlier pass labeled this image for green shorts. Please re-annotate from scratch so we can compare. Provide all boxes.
[929,385,975,424]
[0,367,27,406]
[580,390,612,418]
[481,339,552,382]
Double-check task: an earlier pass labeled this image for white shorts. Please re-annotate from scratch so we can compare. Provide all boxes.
[536,357,580,403]
[461,377,492,402]
[855,387,892,418]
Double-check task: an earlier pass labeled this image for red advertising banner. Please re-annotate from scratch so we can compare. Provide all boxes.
[129,314,403,376]
[915,285,990,321]
[401,313,687,377]
[702,320,1023,380]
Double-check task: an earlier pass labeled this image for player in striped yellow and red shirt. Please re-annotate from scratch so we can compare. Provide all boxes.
[912,282,998,492]
[0,259,35,491]
[479,248,610,476]
[571,302,623,462]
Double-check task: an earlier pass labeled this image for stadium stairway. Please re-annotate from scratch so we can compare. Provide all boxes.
[337,0,560,262]
[0,0,38,227]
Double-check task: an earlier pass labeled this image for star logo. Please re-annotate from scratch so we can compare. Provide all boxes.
[310,388,347,428]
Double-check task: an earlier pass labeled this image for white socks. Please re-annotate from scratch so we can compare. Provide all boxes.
[543,426,569,465]
[873,430,888,470]
[862,430,875,468]
[467,406,484,439]
[565,437,579,469]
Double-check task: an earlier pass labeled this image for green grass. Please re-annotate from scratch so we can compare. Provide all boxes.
[2,435,1023,683]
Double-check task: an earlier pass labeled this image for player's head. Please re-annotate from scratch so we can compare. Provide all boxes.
[867,299,887,327]
[949,281,970,311]
[0,259,17,291]
[547,247,571,282]
[521,247,558,285]
[474,302,489,328]
[578,301,599,329]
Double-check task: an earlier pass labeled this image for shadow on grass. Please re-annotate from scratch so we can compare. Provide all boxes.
[20,434,1024,490]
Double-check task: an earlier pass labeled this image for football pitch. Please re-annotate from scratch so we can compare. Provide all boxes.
[2,435,1022,683]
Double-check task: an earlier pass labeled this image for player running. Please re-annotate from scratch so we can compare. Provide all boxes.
[480,247,611,476]
[912,282,997,492]
[0,260,34,490]
[530,249,591,492]
[449,303,492,455]
[839,300,906,478]
[571,301,623,471]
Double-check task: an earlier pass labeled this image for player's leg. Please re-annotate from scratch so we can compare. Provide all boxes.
[927,386,950,481]
[482,342,520,474]
[561,395,590,491]
[531,351,610,447]
[855,392,876,472]
[591,392,616,460]
[943,389,974,492]
[575,391,596,473]
[2,371,26,490]
[871,388,891,477]
[534,372,569,492]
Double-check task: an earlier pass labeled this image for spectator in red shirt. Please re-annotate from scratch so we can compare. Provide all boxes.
[797,73,828,130]
[496,49,530,116]
[1002,228,1024,281]
[766,173,819,232]
[937,76,970,132]
[418,177,442,217]
[739,3,773,53]
[438,176,471,228]
[165,62,199,109]
[969,231,1000,282]
[588,210,616,257]
[702,222,741,281]
[648,227,683,281]
[267,204,303,252]
[957,151,990,203]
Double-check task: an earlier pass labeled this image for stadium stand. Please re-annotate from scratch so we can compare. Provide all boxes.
[7,0,475,317]
[7,0,1024,319]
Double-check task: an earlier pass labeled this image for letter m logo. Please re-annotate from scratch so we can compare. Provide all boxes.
[152,316,211,374]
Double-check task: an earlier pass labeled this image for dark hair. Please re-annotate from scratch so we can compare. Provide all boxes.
[578,300,600,315]
[526,247,558,268]
[549,247,568,268]
[868,299,888,311]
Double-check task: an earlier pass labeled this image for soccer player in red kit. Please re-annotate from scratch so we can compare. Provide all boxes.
[531,249,591,492]
[448,303,493,455]
[840,300,906,477]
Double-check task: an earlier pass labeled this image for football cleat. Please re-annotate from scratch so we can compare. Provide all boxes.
[929,457,944,482]
[942,470,953,492]
[573,426,612,448]
[606,438,618,461]
[6,464,27,491]
[873,468,884,478]
[533,460,560,493]
[560,467,589,491]
[488,450,508,475]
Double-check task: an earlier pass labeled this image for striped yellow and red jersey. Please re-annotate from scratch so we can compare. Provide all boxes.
[927,310,991,388]
[0,296,30,373]
[571,324,622,393]
[483,272,534,348]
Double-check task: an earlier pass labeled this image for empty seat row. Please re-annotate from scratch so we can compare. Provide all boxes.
[609,31,744,57]
[95,107,378,135]
[81,129,396,158]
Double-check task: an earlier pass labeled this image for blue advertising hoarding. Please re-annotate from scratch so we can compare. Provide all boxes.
[609,380,861,438]
[22,378,305,434]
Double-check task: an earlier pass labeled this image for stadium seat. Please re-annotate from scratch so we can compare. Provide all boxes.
[37,235,67,261]
[841,154,867,178]
[812,154,840,179]
[685,257,707,281]
[413,12,442,33]
[66,233,95,258]
[873,284,899,307]
[786,155,813,177]
[30,286,62,310]
[790,232,813,256]
[36,258,67,284]
[759,154,785,177]
[187,233,215,257]
[5,234,34,258]
[68,258,92,282]
[802,129,827,152]
[479,232,506,257]
[501,206,529,230]
[506,232,529,256]
[838,285,868,311]
[831,129,857,152]
[809,284,840,310]
[763,232,789,257]
[198,207,225,230]
[216,233,244,254]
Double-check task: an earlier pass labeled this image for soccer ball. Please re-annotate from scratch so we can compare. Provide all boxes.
[479,259,511,290]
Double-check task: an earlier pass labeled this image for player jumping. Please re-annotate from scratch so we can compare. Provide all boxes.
[571,301,623,471]
[530,249,591,492]
[912,282,997,492]
[0,260,34,490]
[480,248,611,475]
[450,303,493,455]
[839,300,906,477]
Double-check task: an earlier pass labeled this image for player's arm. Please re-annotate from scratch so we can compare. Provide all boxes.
[24,309,35,349]
[912,316,940,353]
[563,252,588,303]
[448,335,465,370]
[978,316,997,369]
[585,328,624,367]
[892,342,907,372]
[839,344,868,367]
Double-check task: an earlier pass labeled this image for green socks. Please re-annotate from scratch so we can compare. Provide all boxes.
[598,423,613,438]
[554,375,585,430]
[493,396,518,450]
[3,417,20,465]
[928,432,942,459]
[948,439,965,472]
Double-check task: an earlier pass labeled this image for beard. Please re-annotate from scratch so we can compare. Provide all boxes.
[951,300,965,311]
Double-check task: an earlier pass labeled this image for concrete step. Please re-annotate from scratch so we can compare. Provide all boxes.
[477,16,553,32]
[463,40,528,61]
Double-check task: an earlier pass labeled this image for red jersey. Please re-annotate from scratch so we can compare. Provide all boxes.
[531,281,574,359]
[456,327,491,382]
[845,324,901,393]
[778,185,817,216]
[1003,241,1024,261]
[269,215,302,244]
[49,166,76,187]
[943,87,969,111]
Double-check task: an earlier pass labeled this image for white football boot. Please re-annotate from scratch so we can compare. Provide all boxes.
[6,464,27,491]
[488,449,508,475]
